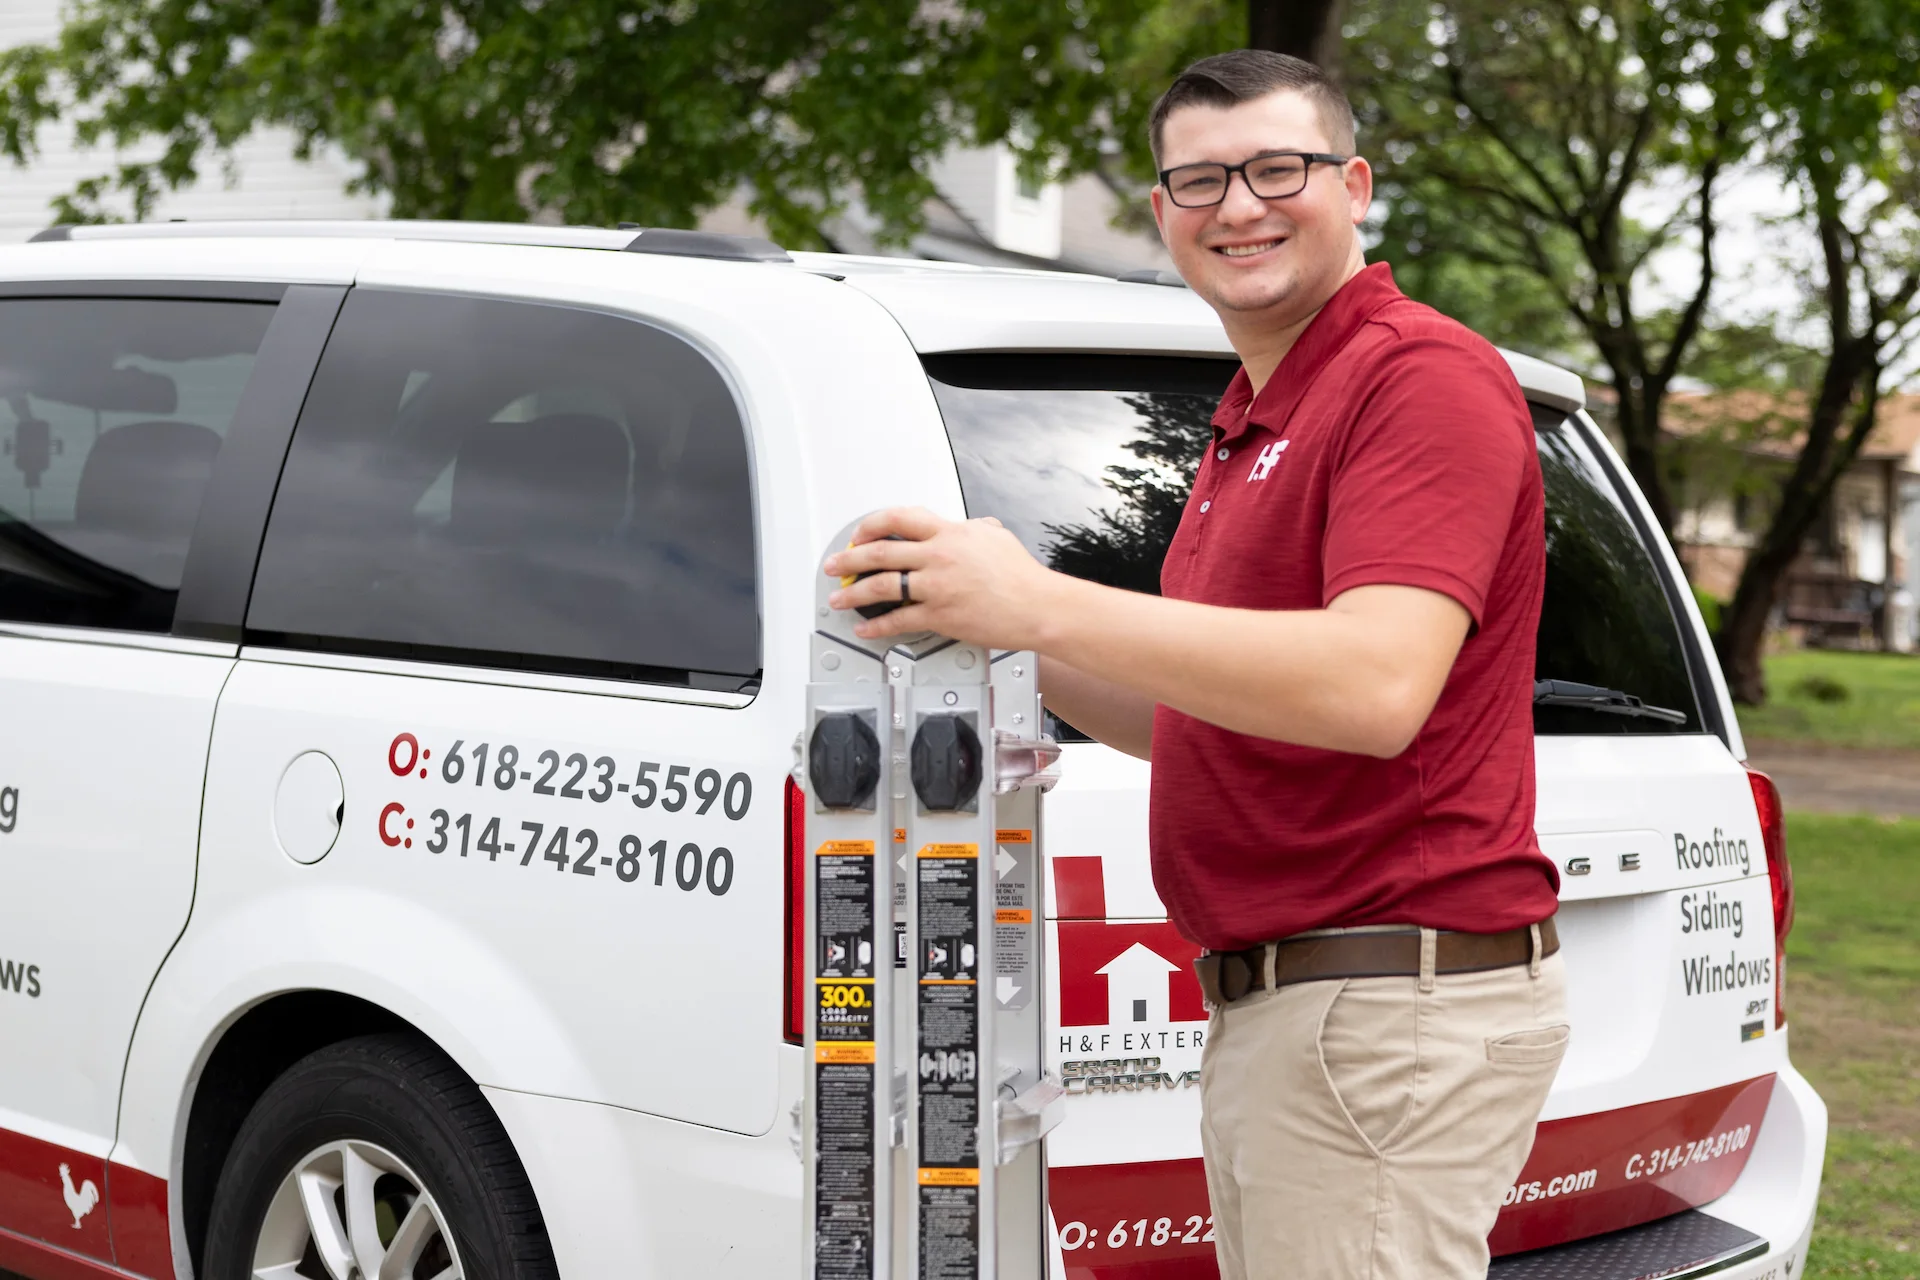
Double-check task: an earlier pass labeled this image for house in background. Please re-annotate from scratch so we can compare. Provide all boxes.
[1671,393,1920,653]
[683,141,1175,280]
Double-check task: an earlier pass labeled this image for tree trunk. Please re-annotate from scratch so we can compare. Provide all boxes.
[1248,0,1345,73]
[1621,383,1680,540]
[1716,338,1880,705]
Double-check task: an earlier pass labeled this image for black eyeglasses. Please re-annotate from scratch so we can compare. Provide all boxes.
[1158,151,1349,208]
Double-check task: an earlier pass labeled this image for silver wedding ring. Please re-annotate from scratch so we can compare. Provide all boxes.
[899,570,914,604]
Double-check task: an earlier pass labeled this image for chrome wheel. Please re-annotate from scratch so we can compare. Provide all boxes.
[250,1139,462,1280]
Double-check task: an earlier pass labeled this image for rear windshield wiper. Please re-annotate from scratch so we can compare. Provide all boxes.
[1533,679,1688,725]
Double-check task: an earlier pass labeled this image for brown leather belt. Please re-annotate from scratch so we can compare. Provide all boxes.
[1193,918,1559,1008]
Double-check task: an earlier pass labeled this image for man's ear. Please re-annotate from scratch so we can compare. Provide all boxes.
[1343,157,1374,227]
[1150,184,1170,247]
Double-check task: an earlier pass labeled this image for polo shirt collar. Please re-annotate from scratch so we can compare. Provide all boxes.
[1210,261,1405,443]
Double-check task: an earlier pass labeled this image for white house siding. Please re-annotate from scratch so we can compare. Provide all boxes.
[1,0,385,243]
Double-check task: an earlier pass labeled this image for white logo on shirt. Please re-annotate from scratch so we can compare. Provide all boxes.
[1248,439,1289,482]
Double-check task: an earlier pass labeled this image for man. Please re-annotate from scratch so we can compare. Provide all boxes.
[823,50,1566,1280]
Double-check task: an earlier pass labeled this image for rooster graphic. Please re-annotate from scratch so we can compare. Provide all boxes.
[59,1163,98,1229]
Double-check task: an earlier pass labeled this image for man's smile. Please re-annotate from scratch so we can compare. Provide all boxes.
[1211,236,1288,260]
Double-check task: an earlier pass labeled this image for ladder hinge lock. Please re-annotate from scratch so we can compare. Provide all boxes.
[909,714,984,812]
[992,731,1062,795]
[808,711,883,810]
[996,1078,1068,1166]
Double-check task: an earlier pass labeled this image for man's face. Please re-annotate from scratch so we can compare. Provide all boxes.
[1151,90,1372,325]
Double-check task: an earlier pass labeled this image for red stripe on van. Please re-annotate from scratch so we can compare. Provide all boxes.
[1049,1074,1776,1275]
[106,1164,173,1279]
[0,1225,152,1280]
[0,1128,113,1261]
[1489,1073,1775,1254]
[0,1127,175,1279]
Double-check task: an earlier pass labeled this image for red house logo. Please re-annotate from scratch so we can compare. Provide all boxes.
[1052,856,1206,1027]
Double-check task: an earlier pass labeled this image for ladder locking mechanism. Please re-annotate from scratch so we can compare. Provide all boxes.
[809,712,883,810]
[993,731,1061,795]
[909,714,984,811]
[995,1078,1067,1165]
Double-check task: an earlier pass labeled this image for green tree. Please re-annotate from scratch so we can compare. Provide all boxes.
[0,0,1351,243]
[0,0,1161,243]
[1345,0,1766,537]
[1713,0,1920,704]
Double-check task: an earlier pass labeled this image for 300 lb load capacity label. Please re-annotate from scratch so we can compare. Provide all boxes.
[815,840,879,1280]
[916,843,982,1280]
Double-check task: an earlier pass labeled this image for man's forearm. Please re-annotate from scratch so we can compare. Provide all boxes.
[1034,575,1469,759]
[1037,656,1156,760]
[821,510,1469,757]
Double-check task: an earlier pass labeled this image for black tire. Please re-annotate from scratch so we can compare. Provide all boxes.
[202,1031,559,1280]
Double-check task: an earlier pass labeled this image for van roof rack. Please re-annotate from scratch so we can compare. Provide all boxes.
[27,219,792,263]
[621,227,790,262]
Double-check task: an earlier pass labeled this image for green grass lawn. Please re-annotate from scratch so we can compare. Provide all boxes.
[1786,812,1920,1278]
[1738,651,1920,751]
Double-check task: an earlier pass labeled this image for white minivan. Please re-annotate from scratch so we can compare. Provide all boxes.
[0,220,1823,1280]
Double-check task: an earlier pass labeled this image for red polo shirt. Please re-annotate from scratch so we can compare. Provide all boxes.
[1150,262,1558,951]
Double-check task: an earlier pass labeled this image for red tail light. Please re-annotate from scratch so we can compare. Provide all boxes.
[784,777,807,1044]
[1745,766,1792,1029]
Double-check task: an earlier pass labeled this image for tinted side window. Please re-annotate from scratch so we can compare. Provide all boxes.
[930,357,1700,737]
[0,298,274,632]
[1532,407,1700,733]
[248,290,758,688]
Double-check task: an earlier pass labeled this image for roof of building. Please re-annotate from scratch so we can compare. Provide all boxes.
[1664,388,1920,470]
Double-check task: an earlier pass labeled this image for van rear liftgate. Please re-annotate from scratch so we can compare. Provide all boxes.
[802,517,1067,1280]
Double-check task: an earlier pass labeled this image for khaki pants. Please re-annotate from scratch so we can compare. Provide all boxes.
[1199,942,1568,1280]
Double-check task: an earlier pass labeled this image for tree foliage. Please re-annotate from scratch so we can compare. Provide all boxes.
[1344,0,1768,536]
[1042,391,1217,594]
[0,0,1180,244]
[0,0,1350,243]
[1712,0,1920,703]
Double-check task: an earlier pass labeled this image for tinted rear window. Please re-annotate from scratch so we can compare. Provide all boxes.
[928,356,1700,736]
[248,290,758,688]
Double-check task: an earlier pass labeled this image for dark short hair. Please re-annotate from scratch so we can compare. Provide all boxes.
[1148,50,1356,167]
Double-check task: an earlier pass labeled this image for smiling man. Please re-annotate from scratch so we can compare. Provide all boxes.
[823,50,1567,1279]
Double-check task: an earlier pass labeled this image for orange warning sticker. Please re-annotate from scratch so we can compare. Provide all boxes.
[893,828,907,843]
[995,908,1032,924]
[917,843,979,859]
[996,829,1033,844]
[815,1042,876,1064]
[816,840,875,857]
[918,1168,982,1186]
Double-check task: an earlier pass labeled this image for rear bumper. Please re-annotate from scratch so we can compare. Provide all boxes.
[1686,1061,1826,1278]
[1495,1061,1826,1280]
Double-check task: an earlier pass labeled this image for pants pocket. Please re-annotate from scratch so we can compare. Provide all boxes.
[1485,1023,1570,1066]
[1316,977,1420,1154]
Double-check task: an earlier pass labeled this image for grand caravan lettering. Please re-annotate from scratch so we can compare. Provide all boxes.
[1060,1057,1200,1094]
